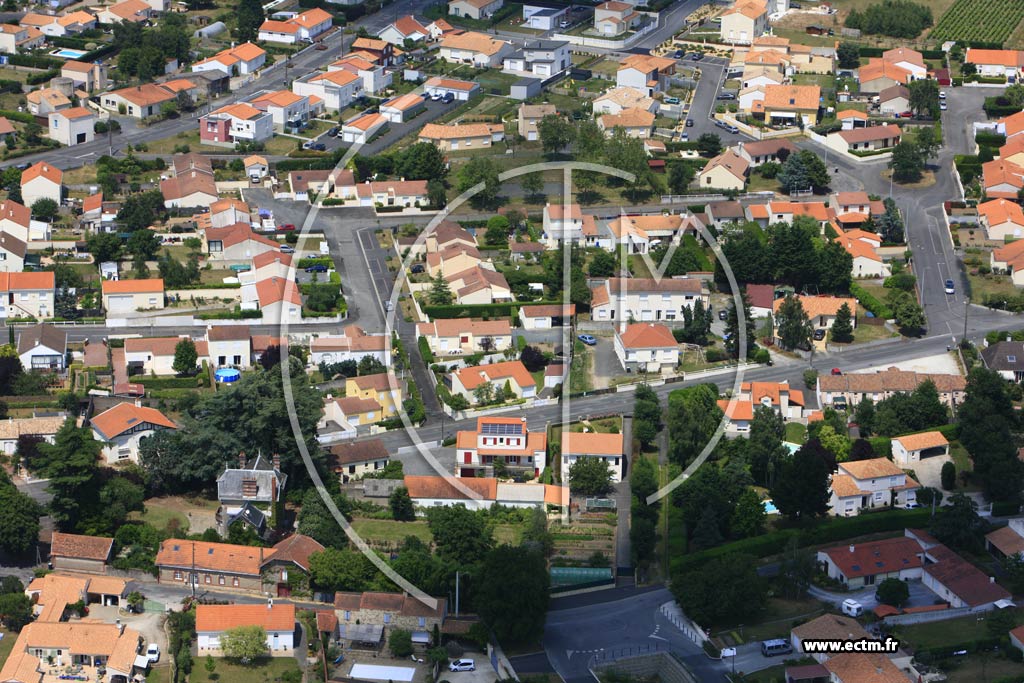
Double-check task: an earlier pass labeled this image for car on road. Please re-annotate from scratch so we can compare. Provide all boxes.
[685,118,694,127]
[718,309,727,321]
[278,223,296,231]
[940,101,947,111]
[305,264,329,273]
[577,334,597,345]
[146,645,160,664]
[449,660,475,672]
[831,368,842,375]
[939,91,946,99]
[680,132,688,141]
[812,329,826,341]
[945,279,955,295]
[280,245,295,254]
[716,92,736,100]
[559,20,570,28]
[904,502,921,509]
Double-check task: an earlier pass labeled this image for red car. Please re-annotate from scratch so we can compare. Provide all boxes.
[278,223,296,231]
[831,368,842,376]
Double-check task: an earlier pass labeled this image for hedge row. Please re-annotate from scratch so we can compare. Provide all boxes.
[915,635,1001,661]
[196,309,263,320]
[26,70,59,86]
[417,336,435,364]
[423,301,561,319]
[671,509,934,574]
[6,54,62,69]
[975,131,1007,147]
[857,47,945,60]
[135,375,208,389]
[851,282,893,319]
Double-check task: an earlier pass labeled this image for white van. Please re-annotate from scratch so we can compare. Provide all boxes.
[842,599,863,617]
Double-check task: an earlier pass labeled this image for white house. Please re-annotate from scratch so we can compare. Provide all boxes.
[522,3,568,30]
[616,54,675,95]
[292,70,363,111]
[17,323,66,373]
[341,113,388,144]
[310,325,388,366]
[829,458,919,516]
[502,40,571,78]
[206,325,252,369]
[100,84,177,119]
[196,603,296,655]
[379,93,426,123]
[89,402,176,465]
[21,163,62,209]
[834,229,890,279]
[124,336,208,376]
[518,303,575,330]
[0,271,56,319]
[816,536,924,589]
[561,431,626,484]
[453,416,547,479]
[591,277,708,323]
[416,318,513,355]
[102,278,165,313]
[48,107,95,146]
[965,48,1024,82]
[541,203,595,246]
[423,76,480,101]
[613,323,679,373]
[447,0,503,20]
[377,15,429,45]
[250,90,311,129]
[439,31,513,68]
[192,42,266,76]
[720,0,768,44]
[448,360,536,405]
[258,8,332,44]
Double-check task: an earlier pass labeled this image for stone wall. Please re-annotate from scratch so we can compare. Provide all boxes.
[593,652,699,683]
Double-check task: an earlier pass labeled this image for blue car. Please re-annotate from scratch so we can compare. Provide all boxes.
[305,264,328,273]
[577,334,597,345]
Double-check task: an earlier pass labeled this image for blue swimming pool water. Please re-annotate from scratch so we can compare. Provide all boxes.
[763,499,779,515]
[50,48,87,59]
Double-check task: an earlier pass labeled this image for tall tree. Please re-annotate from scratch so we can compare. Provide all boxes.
[929,492,987,551]
[770,440,831,520]
[666,384,722,467]
[724,293,756,359]
[0,479,42,556]
[890,141,924,183]
[773,294,812,350]
[730,488,766,539]
[475,545,549,645]
[567,457,613,496]
[297,489,350,549]
[671,554,766,626]
[235,0,265,43]
[748,405,788,487]
[456,157,501,209]
[908,78,940,119]
[830,303,854,343]
[958,367,1022,502]
[389,487,416,521]
[428,273,453,306]
[172,338,198,375]
[425,505,493,566]
[537,114,575,154]
[39,419,101,532]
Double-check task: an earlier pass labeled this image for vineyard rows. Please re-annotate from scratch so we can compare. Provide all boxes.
[930,0,1024,45]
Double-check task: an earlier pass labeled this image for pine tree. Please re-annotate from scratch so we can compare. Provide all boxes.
[829,303,854,343]
[428,273,453,305]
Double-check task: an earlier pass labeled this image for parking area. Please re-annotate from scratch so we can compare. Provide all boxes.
[910,453,954,491]
[582,332,619,389]
[677,55,749,145]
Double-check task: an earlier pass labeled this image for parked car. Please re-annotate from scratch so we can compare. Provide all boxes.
[939,101,947,111]
[442,93,455,103]
[280,245,295,254]
[306,264,329,273]
[328,126,340,137]
[559,20,570,28]
[691,52,704,61]
[449,660,475,672]
[430,92,443,101]
[664,95,680,105]
[812,329,826,341]
[685,118,694,127]
[673,50,683,59]
[944,279,955,295]
[939,91,947,99]
[718,309,727,321]
[311,142,327,151]
[278,223,296,231]
[146,645,160,664]
[577,334,597,346]
[716,92,736,100]
[680,132,688,141]
[831,367,842,375]
[410,263,425,273]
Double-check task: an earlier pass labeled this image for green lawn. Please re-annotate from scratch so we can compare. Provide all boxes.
[494,523,524,545]
[129,496,220,534]
[784,422,806,444]
[145,666,167,683]
[0,628,16,671]
[894,610,1023,650]
[569,341,593,393]
[852,316,899,343]
[718,597,827,642]
[190,656,301,683]
[350,518,432,544]
[967,271,1021,304]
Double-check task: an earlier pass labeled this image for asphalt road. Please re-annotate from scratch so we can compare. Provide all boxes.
[680,55,750,146]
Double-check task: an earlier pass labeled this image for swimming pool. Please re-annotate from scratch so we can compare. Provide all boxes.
[762,499,780,515]
[50,48,87,59]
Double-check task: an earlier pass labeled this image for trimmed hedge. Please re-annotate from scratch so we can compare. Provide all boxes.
[671,509,934,574]
[135,375,208,389]
[0,110,34,125]
[915,635,1001,661]
[976,131,1007,147]
[423,301,560,319]
[417,336,435,364]
[6,54,62,69]
[851,282,893,319]
[196,309,263,320]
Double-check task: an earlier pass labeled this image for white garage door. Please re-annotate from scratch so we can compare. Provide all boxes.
[107,295,135,314]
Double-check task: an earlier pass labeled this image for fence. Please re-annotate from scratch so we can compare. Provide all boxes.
[553,18,656,49]
[881,604,989,626]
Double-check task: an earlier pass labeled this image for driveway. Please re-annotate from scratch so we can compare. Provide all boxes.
[586,335,618,390]
[909,454,954,491]
[808,579,939,612]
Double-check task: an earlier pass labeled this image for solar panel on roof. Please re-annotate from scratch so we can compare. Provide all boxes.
[480,422,523,436]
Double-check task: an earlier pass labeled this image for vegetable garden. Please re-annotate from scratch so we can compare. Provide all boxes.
[930,0,1024,46]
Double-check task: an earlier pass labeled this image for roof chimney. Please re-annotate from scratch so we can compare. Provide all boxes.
[238,451,246,468]
[991,576,996,583]
[849,544,855,553]
[272,453,280,470]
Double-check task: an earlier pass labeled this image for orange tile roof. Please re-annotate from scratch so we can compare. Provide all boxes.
[724,0,767,19]
[440,30,509,56]
[618,323,677,349]
[599,106,655,130]
[256,276,303,306]
[124,336,209,357]
[966,48,1024,68]
[858,58,912,85]
[561,431,624,456]
[90,402,176,440]
[310,70,361,88]
[718,399,754,421]
[424,76,478,91]
[292,7,332,28]
[772,295,855,319]
[619,53,676,75]
[404,474,497,501]
[983,159,1024,196]
[155,539,272,574]
[251,89,303,107]
[196,603,295,632]
[452,359,535,390]
[109,83,176,107]
[701,150,749,181]
[345,112,387,131]
[416,317,511,338]
[2,621,142,681]
[0,271,55,291]
[51,532,114,561]
[392,15,428,37]
[252,251,292,270]
[419,122,502,140]
[822,536,923,578]
[763,84,820,110]
[0,199,30,226]
[882,47,924,67]
[837,109,868,120]
[102,278,164,294]
[837,123,901,145]
[824,653,908,683]
[260,19,299,34]
[212,102,265,120]
[893,431,948,451]
[21,162,62,186]
[987,526,1024,558]
[838,457,904,480]
[834,232,881,262]
[1000,110,1024,138]
[979,198,1024,227]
